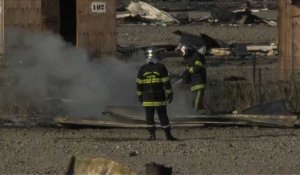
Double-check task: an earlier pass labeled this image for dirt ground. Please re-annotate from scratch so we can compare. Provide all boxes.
[2,9,297,175]
[1,127,300,174]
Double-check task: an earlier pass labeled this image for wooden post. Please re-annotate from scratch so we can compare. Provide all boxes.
[278,0,300,80]
[292,1,300,76]
[0,0,4,56]
[252,54,257,104]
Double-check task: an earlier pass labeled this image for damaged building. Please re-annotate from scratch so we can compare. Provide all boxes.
[0,0,117,56]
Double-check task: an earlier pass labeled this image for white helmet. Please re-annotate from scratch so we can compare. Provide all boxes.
[145,47,159,64]
[177,43,193,56]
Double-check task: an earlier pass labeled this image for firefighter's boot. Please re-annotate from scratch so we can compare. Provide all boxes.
[147,127,156,141]
[163,127,178,141]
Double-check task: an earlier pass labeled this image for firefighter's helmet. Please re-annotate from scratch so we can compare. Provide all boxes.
[145,47,159,63]
[178,43,193,56]
[145,47,158,59]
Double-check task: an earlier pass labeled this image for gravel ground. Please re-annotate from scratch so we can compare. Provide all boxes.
[1,127,300,174]
[1,10,293,175]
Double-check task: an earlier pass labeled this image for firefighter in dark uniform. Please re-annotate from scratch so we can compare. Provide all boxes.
[136,47,178,141]
[178,43,209,113]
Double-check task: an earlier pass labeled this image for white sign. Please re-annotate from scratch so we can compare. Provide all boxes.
[91,2,106,13]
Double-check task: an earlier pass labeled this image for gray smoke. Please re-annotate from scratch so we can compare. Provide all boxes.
[6,28,140,117]
[5,28,194,118]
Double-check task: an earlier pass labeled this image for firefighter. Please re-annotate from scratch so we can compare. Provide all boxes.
[136,47,178,141]
[177,43,209,114]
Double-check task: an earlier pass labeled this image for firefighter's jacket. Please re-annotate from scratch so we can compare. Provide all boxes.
[136,63,172,107]
[183,51,207,91]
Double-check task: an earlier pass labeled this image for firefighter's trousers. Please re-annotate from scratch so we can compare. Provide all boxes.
[193,88,205,111]
[145,105,170,132]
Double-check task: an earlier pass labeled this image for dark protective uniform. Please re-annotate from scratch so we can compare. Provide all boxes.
[136,62,177,141]
[181,51,207,111]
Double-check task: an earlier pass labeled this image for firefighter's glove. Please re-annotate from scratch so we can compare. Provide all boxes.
[167,93,173,103]
[181,70,191,84]
[138,96,143,104]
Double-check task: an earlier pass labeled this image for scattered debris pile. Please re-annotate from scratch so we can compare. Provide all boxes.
[117,1,277,26]
[55,100,298,128]
[117,0,278,12]
[199,6,277,26]
[117,1,179,26]
[118,30,277,58]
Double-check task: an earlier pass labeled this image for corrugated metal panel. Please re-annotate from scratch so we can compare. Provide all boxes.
[0,0,4,55]
[41,0,60,33]
[4,0,42,29]
[77,0,116,56]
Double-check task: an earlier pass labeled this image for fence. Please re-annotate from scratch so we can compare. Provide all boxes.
[1,54,300,115]
[163,55,300,113]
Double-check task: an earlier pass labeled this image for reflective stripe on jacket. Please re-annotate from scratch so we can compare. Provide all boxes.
[136,62,172,107]
[184,52,207,91]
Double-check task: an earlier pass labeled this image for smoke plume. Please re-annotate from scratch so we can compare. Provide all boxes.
[6,28,139,117]
[5,28,193,118]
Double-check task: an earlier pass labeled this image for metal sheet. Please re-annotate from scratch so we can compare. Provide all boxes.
[77,0,117,56]
[55,105,297,128]
[126,1,179,23]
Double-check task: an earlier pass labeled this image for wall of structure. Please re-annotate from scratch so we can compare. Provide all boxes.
[77,0,116,56]
[278,0,300,80]
[4,0,42,29]
[1,0,116,56]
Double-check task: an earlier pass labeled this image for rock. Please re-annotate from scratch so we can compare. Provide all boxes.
[129,151,138,157]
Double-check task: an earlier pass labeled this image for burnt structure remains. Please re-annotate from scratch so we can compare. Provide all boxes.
[0,0,116,56]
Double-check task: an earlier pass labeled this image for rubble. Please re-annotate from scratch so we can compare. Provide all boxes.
[117,1,277,26]
[55,100,298,128]
[196,6,277,26]
[117,1,179,26]
[118,30,277,58]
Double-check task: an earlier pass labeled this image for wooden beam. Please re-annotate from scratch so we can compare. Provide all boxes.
[278,0,293,80]
[292,2,300,72]
[0,0,4,55]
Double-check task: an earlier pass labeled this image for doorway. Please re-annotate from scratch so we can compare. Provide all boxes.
[60,0,77,45]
